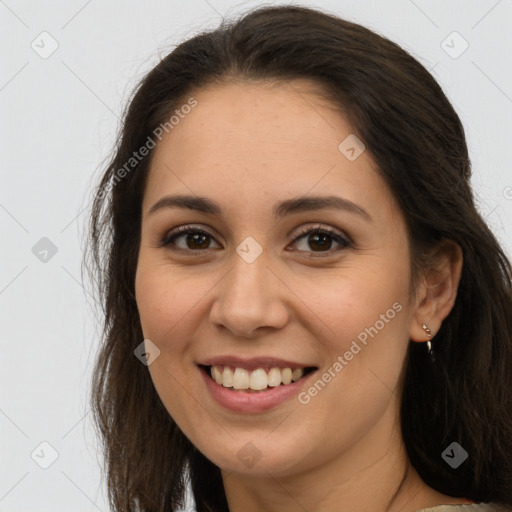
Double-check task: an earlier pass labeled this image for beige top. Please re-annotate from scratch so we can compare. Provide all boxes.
[416,503,511,511]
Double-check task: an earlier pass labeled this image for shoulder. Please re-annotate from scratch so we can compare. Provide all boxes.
[415,504,512,512]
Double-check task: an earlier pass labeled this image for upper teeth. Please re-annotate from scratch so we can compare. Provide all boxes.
[210,365,305,390]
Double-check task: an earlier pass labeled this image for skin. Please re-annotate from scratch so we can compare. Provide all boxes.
[135,80,466,512]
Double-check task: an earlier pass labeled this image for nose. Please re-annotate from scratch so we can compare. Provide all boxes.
[209,251,289,338]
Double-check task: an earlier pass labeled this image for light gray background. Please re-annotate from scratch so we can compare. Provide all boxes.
[1,1,511,511]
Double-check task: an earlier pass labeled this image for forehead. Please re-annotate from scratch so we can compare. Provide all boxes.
[143,80,398,223]
[158,79,354,163]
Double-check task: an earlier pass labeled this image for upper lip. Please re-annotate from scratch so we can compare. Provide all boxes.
[198,355,318,370]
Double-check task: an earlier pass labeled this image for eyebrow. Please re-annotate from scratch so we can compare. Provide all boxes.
[147,194,372,222]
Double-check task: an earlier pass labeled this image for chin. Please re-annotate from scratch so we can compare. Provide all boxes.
[197,437,311,477]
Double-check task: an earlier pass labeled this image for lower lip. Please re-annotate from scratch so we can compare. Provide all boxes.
[198,366,318,413]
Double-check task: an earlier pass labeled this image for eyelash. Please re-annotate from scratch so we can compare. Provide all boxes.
[159,224,351,257]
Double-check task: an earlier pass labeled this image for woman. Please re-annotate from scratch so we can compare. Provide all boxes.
[85,5,512,512]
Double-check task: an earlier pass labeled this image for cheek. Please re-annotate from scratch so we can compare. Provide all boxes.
[291,263,408,342]
[135,260,202,344]
[290,261,412,405]
[135,263,207,429]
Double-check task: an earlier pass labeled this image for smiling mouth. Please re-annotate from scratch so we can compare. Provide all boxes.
[198,364,318,392]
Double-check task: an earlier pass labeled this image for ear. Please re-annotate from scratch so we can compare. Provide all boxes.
[409,239,463,342]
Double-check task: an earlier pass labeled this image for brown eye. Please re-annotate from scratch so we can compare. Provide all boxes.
[290,226,350,255]
[160,224,351,257]
[160,226,220,251]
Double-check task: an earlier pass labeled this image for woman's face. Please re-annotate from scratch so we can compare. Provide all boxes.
[135,80,418,477]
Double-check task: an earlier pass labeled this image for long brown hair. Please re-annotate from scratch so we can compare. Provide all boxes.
[84,5,512,511]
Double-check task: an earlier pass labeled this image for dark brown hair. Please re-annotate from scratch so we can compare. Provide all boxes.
[84,4,512,511]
